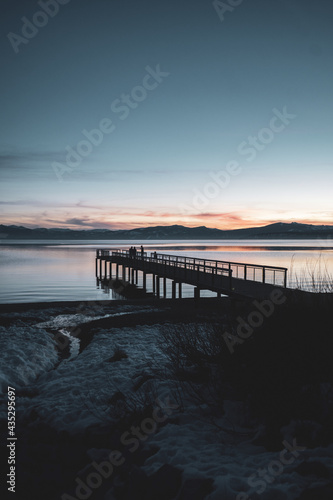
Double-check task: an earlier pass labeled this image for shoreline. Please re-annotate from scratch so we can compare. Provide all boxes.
[0,287,331,314]
[0,296,232,313]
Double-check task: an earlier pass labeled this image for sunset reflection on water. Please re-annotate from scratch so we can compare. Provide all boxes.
[0,240,332,303]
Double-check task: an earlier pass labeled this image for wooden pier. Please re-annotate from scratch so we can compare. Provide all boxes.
[95,249,288,300]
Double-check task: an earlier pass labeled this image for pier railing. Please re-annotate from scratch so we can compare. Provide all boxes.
[96,249,288,287]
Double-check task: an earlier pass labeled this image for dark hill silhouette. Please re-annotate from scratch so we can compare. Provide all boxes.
[0,222,332,240]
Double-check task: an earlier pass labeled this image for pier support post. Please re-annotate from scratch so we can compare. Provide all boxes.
[163,277,167,298]
[194,287,200,299]
[217,291,221,298]
[178,282,182,298]
[95,258,98,277]
[99,259,102,279]
[135,269,138,284]
[156,276,160,298]
[131,268,135,284]
[143,272,146,290]
[153,274,156,295]
[172,281,176,299]
[122,265,126,281]
[116,264,119,279]
[229,269,232,290]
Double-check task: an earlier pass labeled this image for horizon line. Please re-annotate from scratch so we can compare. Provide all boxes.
[1,221,333,232]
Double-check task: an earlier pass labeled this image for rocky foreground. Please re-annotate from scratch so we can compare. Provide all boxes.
[1,296,333,500]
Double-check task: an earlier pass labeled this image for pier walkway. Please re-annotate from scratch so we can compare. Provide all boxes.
[96,249,288,300]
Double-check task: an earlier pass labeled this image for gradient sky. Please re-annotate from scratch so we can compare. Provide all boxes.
[1,0,332,230]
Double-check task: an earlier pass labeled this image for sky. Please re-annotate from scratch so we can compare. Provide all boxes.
[0,0,332,230]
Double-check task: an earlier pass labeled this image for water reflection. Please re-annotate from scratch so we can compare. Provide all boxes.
[0,240,332,303]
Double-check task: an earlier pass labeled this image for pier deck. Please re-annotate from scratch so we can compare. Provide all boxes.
[96,250,288,300]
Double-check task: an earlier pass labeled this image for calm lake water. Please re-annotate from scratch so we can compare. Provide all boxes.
[0,239,332,303]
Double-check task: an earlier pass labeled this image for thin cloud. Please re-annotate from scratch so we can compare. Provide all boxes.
[192,213,245,221]
[64,218,92,227]
[0,150,65,179]
[0,150,171,182]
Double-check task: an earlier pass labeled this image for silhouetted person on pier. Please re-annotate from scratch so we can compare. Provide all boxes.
[129,247,133,258]
[141,245,144,258]
[133,247,137,258]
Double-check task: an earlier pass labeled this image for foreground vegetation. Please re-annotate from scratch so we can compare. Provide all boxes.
[159,294,333,451]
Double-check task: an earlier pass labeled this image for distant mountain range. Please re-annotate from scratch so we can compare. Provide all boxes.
[0,222,332,240]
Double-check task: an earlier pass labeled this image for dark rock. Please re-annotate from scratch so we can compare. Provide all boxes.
[108,350,128,363]
[87,447,114,462]
[112,476,125,499]
[146,464,183,500]
[252,429,283,452]
[318,412,333,446]
[132,373,154,391]
[124,465,149,500]
[295,461,331,479]
[29,442,57,461]
[164,416,180,426]
[293,420,322,449]
[108,391,126,404]
[297,483,333,500]
[83,424,121,449]
[178,477,215,500]
[104,489,117,500]
[133,445,160,466]
[16,386,39,398]
[175,366,210,383]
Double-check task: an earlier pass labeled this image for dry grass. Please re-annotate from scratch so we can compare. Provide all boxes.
[290,254,333,293]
